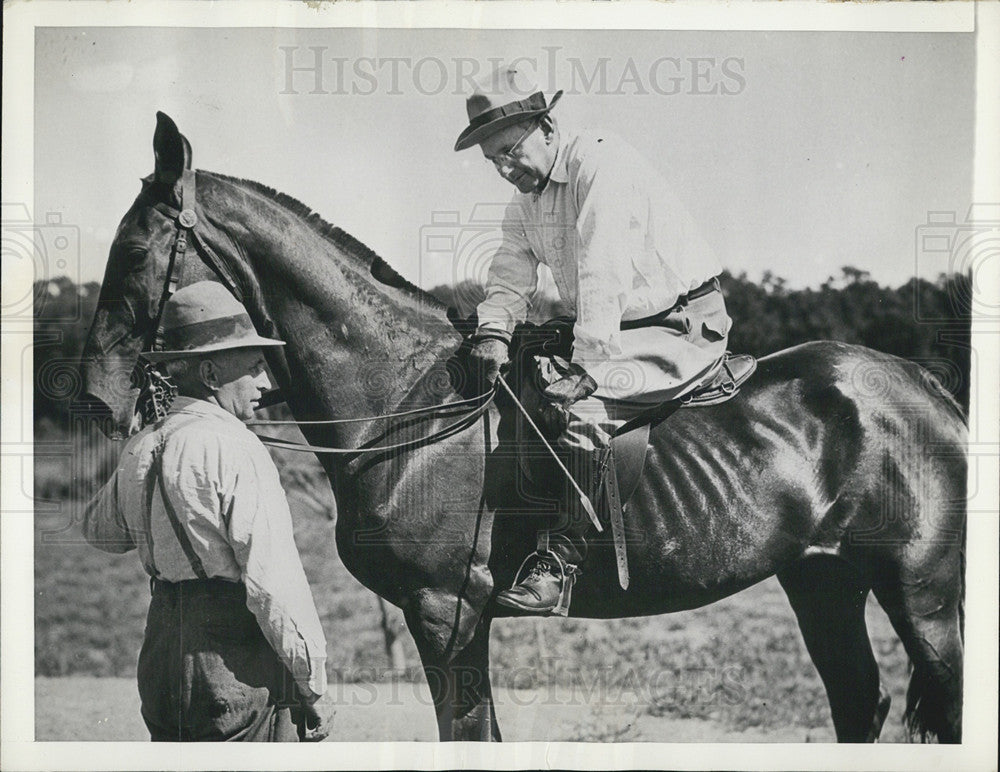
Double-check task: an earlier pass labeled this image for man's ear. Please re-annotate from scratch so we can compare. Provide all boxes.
[540,114,556,140]
[198,358,220,391]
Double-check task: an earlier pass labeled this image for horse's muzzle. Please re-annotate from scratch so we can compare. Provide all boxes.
[78,357,141,440]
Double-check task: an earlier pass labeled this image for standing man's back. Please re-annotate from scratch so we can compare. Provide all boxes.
[83,281,334,741]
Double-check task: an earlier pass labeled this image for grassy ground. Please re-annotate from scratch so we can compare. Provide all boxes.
[34,426,913,742]
[35,676,839,742]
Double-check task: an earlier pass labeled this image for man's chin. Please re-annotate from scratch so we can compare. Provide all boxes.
[512,176,539,194]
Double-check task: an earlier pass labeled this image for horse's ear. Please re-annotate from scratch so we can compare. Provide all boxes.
[153,111,193,184]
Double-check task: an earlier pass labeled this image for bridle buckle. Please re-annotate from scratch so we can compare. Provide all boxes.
[178,208,198,229]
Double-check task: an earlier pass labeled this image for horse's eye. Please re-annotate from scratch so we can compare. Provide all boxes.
[124,247,149,271]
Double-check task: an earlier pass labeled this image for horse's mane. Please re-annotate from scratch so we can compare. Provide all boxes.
[206,171,448,313]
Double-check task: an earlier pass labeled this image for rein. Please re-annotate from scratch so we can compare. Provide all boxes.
[139,168,495,461]
[248,385,497,459]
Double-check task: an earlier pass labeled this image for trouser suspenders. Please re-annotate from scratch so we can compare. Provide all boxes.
[146,417,210,580]
[154,451,209,580]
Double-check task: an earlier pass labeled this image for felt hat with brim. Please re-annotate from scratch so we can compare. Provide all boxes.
[454,66,563,151]
[141,281,285,362]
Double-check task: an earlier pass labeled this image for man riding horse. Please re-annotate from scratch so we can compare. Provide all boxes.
[456,66,732,616]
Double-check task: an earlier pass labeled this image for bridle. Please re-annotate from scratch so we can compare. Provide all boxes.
[146,170,245,350]
[135,169,496,463]
[134,169,245,425]
[247,384,496,466]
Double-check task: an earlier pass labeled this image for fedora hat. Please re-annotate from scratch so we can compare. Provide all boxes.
[142,281,285,362]
[454,65,563,152]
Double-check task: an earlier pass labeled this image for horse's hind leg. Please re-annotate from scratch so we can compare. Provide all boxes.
[777,555,889,742]
[870,552,964,743]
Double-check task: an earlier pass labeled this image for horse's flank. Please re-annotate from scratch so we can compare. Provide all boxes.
[81,115,965,742]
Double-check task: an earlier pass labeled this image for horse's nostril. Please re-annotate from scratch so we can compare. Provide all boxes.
[73,392,112,420]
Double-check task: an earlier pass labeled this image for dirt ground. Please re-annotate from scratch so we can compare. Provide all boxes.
[35,676,836,743]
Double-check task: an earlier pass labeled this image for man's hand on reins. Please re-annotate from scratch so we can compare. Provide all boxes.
[468,335,510,388]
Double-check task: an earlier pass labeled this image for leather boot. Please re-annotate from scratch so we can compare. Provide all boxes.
[495,534,581,615]
[496,447,609,616]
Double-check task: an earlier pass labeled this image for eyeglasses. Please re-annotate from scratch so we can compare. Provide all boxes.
[485,121,538,170]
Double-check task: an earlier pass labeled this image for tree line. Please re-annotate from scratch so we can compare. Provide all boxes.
[430,266,972,411]
[33,267,972,429]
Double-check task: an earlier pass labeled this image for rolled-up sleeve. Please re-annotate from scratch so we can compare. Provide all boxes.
[225,445,328,700]
[82,471,135,553]
[476,201,539,334]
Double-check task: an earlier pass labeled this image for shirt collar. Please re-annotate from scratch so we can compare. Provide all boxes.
[168,395,247,429]
[546,130,570,185]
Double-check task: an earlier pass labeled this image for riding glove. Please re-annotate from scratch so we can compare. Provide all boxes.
[543,363,598,408]
[468,336,510,388]
[539,363,598,437]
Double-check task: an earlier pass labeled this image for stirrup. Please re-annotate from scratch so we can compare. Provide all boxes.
[508,549,580,617]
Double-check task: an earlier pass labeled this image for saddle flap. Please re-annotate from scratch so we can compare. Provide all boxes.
[608,423,650,507]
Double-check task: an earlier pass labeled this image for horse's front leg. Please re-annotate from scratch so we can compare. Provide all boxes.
[405,601,501,741]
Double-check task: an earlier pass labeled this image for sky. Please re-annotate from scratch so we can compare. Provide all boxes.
[34,27,975,292]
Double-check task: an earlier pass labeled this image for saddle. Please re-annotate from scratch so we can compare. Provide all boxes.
[601,351,757,511]
[507,319,757,587]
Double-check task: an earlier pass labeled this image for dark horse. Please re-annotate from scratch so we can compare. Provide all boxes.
[80,113,966,742]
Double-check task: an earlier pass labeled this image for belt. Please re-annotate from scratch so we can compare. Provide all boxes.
[620,276,720,331]
[150,576,245,597]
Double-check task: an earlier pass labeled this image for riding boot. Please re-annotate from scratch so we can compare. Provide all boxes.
[496,446,608,616]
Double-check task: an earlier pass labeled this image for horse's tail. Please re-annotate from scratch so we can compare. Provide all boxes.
[902,658,959,743]
[898,465,966,745]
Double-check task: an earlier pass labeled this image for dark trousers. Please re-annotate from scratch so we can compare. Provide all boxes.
[539,446,608,566]
[138,578,304,742]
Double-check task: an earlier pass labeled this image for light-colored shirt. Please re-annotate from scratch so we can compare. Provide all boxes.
[476,125,722,365]
[83,396,327,700]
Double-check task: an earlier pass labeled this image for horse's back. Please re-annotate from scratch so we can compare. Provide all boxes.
[567,341,967,616]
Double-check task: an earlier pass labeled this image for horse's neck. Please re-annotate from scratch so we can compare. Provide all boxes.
[207,180,461,445]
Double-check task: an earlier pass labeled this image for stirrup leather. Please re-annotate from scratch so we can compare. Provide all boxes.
[508,550,580,617]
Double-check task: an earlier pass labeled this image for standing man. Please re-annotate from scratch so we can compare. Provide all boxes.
[455,66,732,615]
[83,281,334,741]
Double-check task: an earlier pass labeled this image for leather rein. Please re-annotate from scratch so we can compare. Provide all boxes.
[143,169,496,461]
[246,386,496,458]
